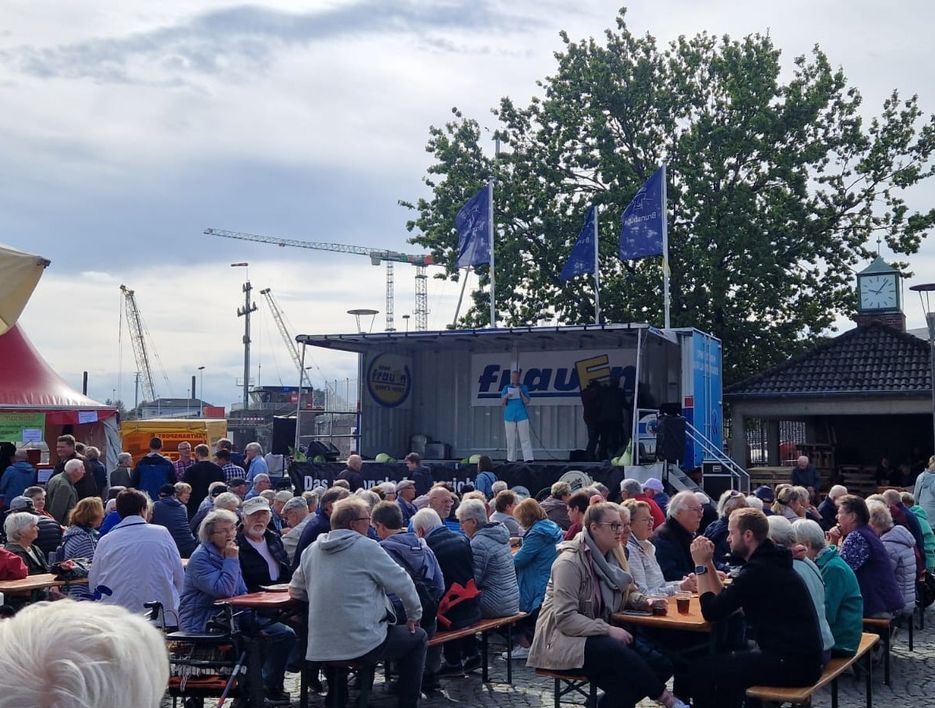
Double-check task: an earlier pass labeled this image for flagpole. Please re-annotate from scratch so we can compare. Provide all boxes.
[662,163,670,329]
[593,205,601,325]
[488,180,496,328]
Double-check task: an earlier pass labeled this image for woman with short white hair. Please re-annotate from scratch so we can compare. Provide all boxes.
[3,512,48,575]
[867,500,916,615]
[457,498,520,618]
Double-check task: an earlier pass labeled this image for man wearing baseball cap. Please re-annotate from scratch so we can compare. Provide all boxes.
[396,479,417,525]
[643,478,670,515]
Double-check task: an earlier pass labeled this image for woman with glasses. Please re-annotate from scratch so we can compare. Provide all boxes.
[528,502,688,708]
[623,500,698,596]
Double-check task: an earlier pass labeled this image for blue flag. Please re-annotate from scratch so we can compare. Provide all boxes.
[559,206,597,281]
[619,167,665,260]
[456,185,491,268]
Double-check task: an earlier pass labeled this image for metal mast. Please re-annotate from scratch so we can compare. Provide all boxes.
[206,228,434,331]
[119,285,157,402]
[233,265,257,410]
[259,288,314,389]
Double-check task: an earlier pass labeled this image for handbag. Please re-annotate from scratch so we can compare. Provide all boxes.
[50,558,91,582]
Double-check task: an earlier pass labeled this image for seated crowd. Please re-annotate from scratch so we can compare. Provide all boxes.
[1,443,934,708]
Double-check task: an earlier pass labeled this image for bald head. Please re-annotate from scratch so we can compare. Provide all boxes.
[347,454,363,471]
[428,486,454,519]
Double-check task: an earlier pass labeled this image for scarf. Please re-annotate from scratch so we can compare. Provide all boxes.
[583,529,633,616]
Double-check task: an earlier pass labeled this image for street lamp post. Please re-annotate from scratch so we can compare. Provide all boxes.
[198,366,205,417]
[910,283,935,455]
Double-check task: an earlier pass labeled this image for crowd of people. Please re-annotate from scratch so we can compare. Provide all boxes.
[2,441,935,707]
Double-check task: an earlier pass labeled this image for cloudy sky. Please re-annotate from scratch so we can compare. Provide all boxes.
[3,0,934,409]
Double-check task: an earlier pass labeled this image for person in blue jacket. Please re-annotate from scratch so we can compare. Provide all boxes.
[0,449,35,506]
[130,437,175,502]
[500,370,533,462]
[509,497,563,658]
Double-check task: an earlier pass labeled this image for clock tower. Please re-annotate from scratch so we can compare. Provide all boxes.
[855,256,905,331]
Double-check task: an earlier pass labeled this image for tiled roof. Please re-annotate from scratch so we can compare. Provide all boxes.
[726,322,932,399]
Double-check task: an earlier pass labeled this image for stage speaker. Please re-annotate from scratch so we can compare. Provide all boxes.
[424,442,449,460]
[655,415,686,463]
[702,461,733,500]
[569,449,588,462]
[271,417,296,456]
[659,402,682,417]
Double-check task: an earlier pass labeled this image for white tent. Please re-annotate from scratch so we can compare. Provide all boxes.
[0,242,50,335]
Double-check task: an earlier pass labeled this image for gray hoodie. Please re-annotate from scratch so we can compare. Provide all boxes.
[290,528,421,661]
[470,521,520,618]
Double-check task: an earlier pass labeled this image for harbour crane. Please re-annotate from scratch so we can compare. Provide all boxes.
[119,284,171,404]
[259,287,314,389]
[205,227,433,331]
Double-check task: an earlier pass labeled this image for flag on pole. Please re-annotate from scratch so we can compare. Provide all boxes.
[559,206,597,281]
[619,167,666,260]
[456,185,491,268]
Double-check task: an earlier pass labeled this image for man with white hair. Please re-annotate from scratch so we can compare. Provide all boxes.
[791,455,818,500]
[243,441,269,484]
[336,454,365,491]
[245,473,271,500]
[652,490,705,581]
[416,507,483,676]
[491,480,508,497]
[45,458,85,524]
[90,488,185,619]
[281,496,312,563]
[0,599,169,708]
[817,484,848,530]
[110,452,133,488]
[456,499,519,619]
[396,479,417,525]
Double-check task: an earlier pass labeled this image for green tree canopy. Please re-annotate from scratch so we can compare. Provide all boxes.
[401,9,935,385]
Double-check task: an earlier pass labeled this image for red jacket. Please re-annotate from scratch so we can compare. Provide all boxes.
[637,493,666,529]
[0,546,28,581]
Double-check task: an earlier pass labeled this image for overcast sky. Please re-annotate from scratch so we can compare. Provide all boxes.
[3,1,934,408]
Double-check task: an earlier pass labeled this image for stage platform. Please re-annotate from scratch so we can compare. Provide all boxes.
[288,459,632,499]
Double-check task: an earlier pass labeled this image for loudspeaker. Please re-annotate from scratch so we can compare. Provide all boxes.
[659,402,682,417]
[271,417,296,456]
[569,449,588,462]
[655,415,686,463]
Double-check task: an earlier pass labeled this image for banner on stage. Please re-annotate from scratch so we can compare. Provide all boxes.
[470,350,636,407]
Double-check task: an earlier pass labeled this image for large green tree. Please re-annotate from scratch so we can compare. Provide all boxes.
[401,9,935,385]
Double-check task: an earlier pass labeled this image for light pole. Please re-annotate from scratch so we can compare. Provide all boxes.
[198,366,205,417]
[402,314,410,333]
[910,283,935,455]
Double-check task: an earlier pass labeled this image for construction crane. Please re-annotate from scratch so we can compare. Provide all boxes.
[205,228,434,331]
[259,287,314,389]
[119,284,165,403]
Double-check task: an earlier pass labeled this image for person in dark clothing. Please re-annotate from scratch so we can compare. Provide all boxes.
[597,377,626,460]
[685,508,824,708]
[580,379,602,461]
[335,454,364,492]
[652,491,704,581]
[183,444,226,517]
[52,434,97,500]
[291,487,350,570]
[791,456,819,500]
[817,485,847,531]
[84,447,107,500]
[417,507,482,676]
[151,484,198,558]
[131,437,175,502]
[405,453,434,496]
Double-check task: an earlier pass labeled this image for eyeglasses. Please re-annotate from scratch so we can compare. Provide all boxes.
[595,522,624,532]
[685,506,704,514]
[355,517,371,523]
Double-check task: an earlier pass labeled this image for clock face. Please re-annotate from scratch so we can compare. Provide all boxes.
[859,274,899,311]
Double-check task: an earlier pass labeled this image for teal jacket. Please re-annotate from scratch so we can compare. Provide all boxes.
[815,546,864,655]
[512,518,563,613]
[910,504,935,573]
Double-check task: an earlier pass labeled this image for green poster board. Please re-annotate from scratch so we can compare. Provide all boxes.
[0,413,46,443]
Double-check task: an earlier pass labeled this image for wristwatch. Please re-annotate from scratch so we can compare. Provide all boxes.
[694,564,708,575]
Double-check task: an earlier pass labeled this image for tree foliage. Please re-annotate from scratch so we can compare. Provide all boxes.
[400,9,935,385]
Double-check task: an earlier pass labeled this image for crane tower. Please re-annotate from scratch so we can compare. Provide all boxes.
[120,284,158,402]
[205,228,433,331]
[259,288,313,388]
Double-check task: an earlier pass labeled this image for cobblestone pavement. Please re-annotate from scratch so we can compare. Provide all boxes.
[171,610,935,707]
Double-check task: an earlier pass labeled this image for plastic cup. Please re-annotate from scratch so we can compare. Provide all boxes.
[676,593,691,614]
[649,597,668,616]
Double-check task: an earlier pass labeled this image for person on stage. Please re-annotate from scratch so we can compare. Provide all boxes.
[500,370,534,463]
